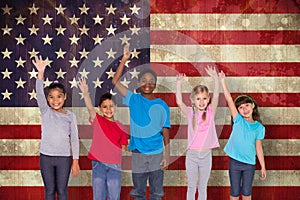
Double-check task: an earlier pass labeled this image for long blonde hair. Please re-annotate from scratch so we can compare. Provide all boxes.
[190,85,210,130]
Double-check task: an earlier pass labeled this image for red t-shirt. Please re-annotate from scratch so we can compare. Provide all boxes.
[88,114,128,164]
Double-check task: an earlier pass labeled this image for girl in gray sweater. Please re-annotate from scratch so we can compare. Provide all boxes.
[33,56,80,200]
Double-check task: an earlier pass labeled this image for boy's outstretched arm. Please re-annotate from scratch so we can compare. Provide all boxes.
[205,66,219,113]
[176,74,188,115]
[78,78,97,121]
[112,45,131,97]
[219,71,238,119]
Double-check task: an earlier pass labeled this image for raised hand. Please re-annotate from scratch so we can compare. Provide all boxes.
[218,70,226,81]
[32,56,46,72]
[122,44,131,60]
[176,73,186,84]
[78,78,89,94]
[205,65,218,79]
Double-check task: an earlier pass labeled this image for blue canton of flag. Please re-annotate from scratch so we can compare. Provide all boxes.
[0,0,150,107]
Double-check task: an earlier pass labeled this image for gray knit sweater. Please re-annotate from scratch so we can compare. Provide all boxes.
[36,79,79,159]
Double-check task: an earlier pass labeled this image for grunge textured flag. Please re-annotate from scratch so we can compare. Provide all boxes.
[0,0,299,200]
[0,0,150,199]
[149,0,299,199]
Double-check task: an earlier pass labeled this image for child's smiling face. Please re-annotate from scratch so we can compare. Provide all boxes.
[138,72,156,95]
[47,88,66,113]
[237,102,255,121]
[99,99,116,121]
[192,91,210,111]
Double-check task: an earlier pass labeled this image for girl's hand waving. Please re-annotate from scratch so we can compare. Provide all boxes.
[205,65,218,79]
[176,73,186,84]
[32,56,46,72]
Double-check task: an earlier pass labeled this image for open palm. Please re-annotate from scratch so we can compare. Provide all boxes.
[32,56,46,72]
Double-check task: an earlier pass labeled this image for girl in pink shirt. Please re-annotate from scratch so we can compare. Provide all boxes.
[176,66,220,200]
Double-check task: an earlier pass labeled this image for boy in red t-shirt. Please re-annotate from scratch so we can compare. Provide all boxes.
[78,78,128,200]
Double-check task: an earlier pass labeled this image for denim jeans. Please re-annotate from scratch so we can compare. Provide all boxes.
[92,160,121,200]
[130,151,164,200]
[40,153,71,200]
[229,158,255,197]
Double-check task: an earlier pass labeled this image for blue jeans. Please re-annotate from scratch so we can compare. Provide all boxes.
[92,160,121,200]
[130,151,164,200]
[229,158,255,197]
[40,153,71,200]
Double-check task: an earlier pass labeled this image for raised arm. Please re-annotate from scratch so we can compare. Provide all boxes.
[32,56,48,112]
[32,56,46,80]
[219,71,238,119]
[78,78,97,121]
[205,66,219,113]
[176,73,188,115]
[112,45,131,97]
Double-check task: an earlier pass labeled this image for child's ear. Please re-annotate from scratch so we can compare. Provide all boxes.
[251,103,255,109]
[64,93,67,100]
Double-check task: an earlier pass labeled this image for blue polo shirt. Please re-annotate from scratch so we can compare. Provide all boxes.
[123,90,171,154]
[224,113,265,165]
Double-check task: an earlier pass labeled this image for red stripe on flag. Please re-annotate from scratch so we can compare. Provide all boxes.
[1,186,299,200]
[151,62,300,77]
[150,0,300,14]
[151,30,300,45]
[1,125,299,139]
[1,156,299,171]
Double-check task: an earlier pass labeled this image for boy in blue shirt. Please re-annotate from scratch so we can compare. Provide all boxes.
[112,45,170,199]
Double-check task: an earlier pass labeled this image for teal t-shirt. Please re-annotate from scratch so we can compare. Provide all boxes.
[224,113,265,165]
[122,90,171,154]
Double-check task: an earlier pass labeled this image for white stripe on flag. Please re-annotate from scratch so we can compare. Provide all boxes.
[150,45,300,62]
[1,139,299,156]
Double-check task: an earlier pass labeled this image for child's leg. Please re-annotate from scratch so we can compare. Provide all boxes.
[92,161,108,200]
[241,163,255,200]
[149,169,164,200]
[186,150,199,200]
[106,164,122,200]
[229,158,242,199]
[130,152,148,200]
[55,156,71,200]
[131,172,148,200]
[40,154,56,200]
[197,151,212,200]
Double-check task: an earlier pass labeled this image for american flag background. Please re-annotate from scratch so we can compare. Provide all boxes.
[0,0,299,199]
